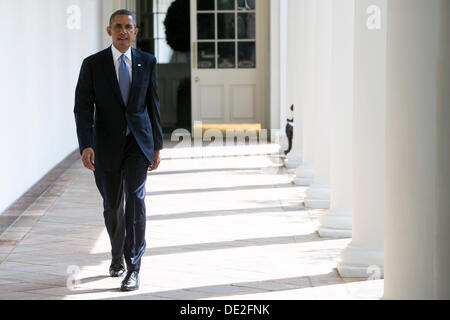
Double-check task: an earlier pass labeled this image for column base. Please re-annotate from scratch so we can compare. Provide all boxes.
[319,227,352,238]
[318,210,352,238]
[284,155,302,169]
[337,243,384,278]
[304,185,330,209]
[293,165,314,186]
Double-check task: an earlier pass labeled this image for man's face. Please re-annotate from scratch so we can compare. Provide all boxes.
[107,15,139,53]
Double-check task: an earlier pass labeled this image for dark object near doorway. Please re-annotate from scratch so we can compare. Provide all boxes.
[177,78,192,131]
[164,0,191,53]
[285,104,294,155]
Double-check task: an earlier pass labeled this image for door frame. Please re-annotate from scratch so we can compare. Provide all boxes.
[189,0,270,131]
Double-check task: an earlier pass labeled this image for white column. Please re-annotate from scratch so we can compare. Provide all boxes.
[269,0,281,134]
[304,0,332,209]
[436,0,450,299]
[279,0,288,145]
[293,0,316,186]
[285,0,304,169]
[270,0,288,145]
[384,0,450,299]
[337,0,386,278]
[318,0,354,238]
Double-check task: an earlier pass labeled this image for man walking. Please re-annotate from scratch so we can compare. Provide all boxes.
[74,9,163,291]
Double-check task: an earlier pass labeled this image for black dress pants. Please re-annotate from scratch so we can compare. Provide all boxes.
[94,133,150,272]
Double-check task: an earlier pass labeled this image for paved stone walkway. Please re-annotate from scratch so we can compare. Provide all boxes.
[0,141,383,300]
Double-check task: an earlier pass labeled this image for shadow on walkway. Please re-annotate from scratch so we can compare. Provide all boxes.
[148,166,282,176]
[147,205,305,221]
[146,183,295,196]
[99,271,346,300]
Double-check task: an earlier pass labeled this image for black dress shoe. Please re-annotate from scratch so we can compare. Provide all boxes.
[120,271,139,291]
[109,259,126,277]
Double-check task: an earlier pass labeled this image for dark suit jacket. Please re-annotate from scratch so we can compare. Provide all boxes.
[74,46,163,172]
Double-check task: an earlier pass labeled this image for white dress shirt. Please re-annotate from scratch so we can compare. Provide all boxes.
[111,44,132,83]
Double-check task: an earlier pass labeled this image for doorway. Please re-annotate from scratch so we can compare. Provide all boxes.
[190,0,270,131]
[135,0,269,135]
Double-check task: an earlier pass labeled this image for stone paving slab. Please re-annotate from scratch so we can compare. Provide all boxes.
[0,142,383,300]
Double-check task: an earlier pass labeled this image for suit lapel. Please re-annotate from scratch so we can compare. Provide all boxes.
[103,46,126,108]
[129,48,144,108]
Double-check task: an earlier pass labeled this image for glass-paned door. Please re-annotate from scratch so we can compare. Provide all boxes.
[196,0,256,69]
[191,0,266,127]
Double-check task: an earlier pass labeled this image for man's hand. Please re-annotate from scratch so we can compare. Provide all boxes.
[148,150,161,172]
[82,148,95,172]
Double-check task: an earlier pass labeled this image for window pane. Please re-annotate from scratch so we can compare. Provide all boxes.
[218,0,235,10]
[156,39,174,64]
[218,13,235,39]
[197,0,215,11]
[238,12,255,39]
[154,0,176,12]
[198,42,216,69]
[238,42,256,68]
[218,42,235,68]
[154,13,166,38]
[197,13,215,39]
[237,0,255,10]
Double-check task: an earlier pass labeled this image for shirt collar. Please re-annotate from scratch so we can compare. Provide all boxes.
[111,44,132,62]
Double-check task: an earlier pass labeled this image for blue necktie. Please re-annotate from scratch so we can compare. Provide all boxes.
[119,54,131,135]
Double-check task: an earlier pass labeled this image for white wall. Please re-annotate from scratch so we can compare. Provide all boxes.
[0,0,103,214]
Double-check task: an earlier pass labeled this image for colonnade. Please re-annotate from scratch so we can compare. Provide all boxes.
[277,0,450,299]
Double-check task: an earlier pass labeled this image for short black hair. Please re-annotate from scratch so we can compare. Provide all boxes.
[109,9,136,27]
